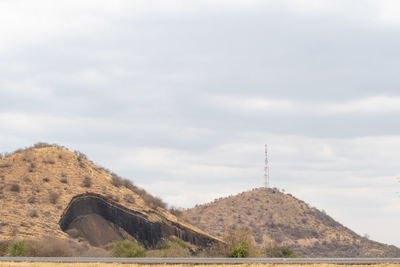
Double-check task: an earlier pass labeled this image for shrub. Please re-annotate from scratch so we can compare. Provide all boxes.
[9,184,20,192]
[8,240,28,256]
[160,241,190,257]
[33,142,53,148]
[110,240,146,257]
[29,210,38,218]
[7,238,73,257]
[229,240,250,258]
[28,163,35,172]
[74,150,88,160]
[124,194,135,204]
[264,245,297,258]
[223,227,259,257]
[142,194,166,209]
[33,238,73,257]
[0,241,11,256]
[43,177,50,182]
[49,191,59,204]
[169,207,183,217]
[82,176,91,188]
[27,196,36,204]
[111,174,124,187]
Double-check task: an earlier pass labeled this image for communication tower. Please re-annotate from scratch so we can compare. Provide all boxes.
[264,144,269,188]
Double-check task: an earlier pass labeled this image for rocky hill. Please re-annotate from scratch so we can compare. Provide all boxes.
[0,143,220,252]
[182,188,400,257]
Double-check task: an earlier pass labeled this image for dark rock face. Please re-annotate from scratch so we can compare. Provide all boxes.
[59,193,219,248]
[66,213,134,247]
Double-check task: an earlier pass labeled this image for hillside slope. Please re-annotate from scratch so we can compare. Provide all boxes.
[182,188,400,257]
[0,144,219,249]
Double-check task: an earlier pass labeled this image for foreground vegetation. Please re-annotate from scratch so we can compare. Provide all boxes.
[0,227,297,258]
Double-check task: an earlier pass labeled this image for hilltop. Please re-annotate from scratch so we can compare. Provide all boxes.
[0,143,220,254]
[182,188,400,257]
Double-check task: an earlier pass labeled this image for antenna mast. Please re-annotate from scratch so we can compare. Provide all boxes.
[264,144,269,188]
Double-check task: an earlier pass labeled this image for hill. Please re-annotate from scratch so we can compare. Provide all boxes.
[0,143,220,254]
[181,187,400,257]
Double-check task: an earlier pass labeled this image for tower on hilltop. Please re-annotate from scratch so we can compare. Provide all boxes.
[264,144,269,188]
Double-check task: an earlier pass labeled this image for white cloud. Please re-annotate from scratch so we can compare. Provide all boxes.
[287,0,338,15]
[0,112,44,132]
[321,96,400,114]
[209,95,296,112]
[207,95,400,116]
[376,0,400,26]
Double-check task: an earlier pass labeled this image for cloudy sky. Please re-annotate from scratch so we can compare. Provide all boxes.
[1,0,400,246]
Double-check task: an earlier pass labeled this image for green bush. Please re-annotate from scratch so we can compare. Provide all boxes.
[223,227,259,257]
[110,240,146,257]
[8,240,28,256]
[264,245,297,258]
[229,240,250,258]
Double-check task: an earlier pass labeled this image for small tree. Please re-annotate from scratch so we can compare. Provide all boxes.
[223,227,259,257]
[229,240,250,258]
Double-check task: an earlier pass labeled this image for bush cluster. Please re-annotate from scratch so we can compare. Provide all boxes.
[3,236,298,258]
[229,240,250,257]
[160,241,191,257]
[264,245,297,257]
[109,240,146,257]
[8,240,28,256]
[1,142,68,159]
[215,227,299,258]
[6,238,73,257]
[222,227,259,257]
[168,207,183,217]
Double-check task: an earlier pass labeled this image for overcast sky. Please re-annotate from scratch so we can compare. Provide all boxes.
[1,0,400,246]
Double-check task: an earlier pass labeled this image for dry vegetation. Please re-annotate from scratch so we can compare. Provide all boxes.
[1,142,399,258]
[0,237,108,257]
[0,143,208,245]
[182,188,400,257]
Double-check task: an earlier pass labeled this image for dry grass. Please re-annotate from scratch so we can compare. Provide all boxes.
[0,145,208,244]
[182,188,399,257]
[0,264,399,267]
